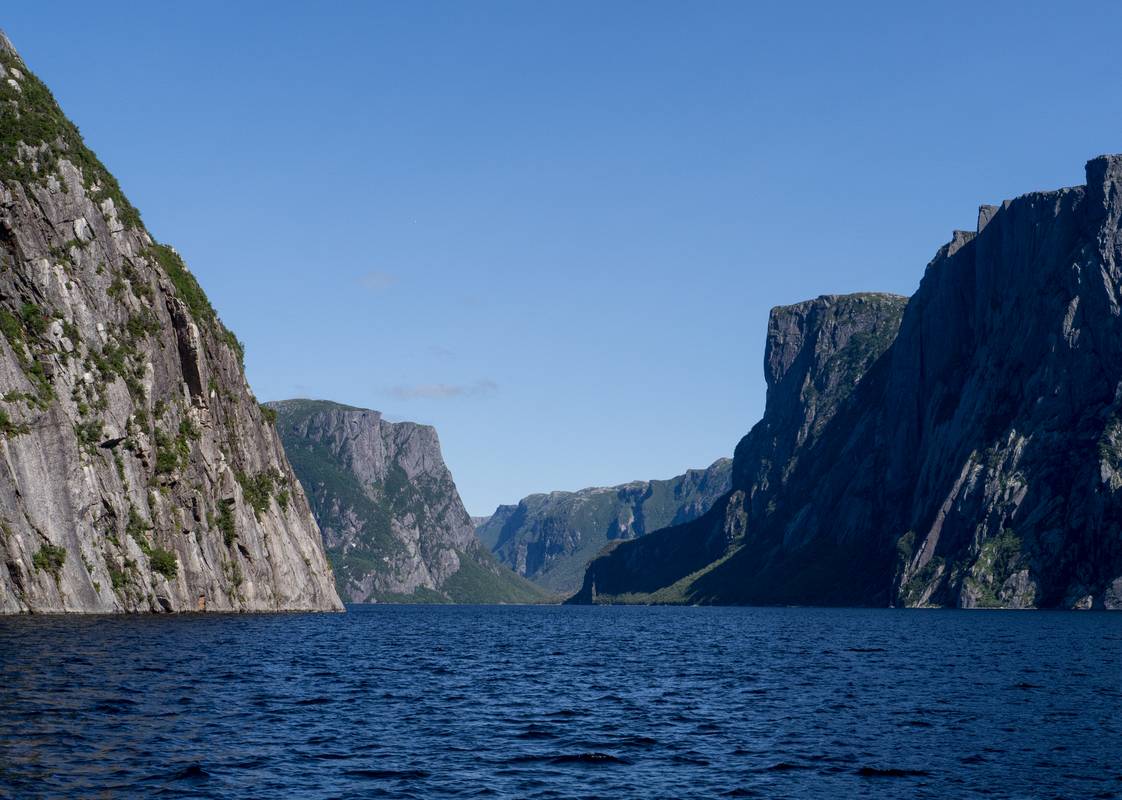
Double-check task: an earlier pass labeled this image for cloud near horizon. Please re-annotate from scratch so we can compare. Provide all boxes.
[356,270,399,292]
[388,379,498,400]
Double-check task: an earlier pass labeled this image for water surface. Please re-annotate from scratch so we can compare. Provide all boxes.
[1,606,1119,798]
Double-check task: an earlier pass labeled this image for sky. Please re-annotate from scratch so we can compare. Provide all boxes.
[6,2,1122,515]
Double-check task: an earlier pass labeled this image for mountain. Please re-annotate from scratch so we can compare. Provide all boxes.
[269,399,546,603]
[572,156,1122,610]
[0,33,341,612]
[478,458,732,594]
[568,293,907,604]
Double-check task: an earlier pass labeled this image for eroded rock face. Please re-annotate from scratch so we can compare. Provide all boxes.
[270,400,544,603]
[574,157,1122,609]
[478,459,732,594]
[0,35,341,613]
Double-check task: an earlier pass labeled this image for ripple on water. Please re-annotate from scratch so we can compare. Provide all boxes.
[856,766,932,778]
[0,606,1119,799]
[170,763,210,781]
[344,768,432,780]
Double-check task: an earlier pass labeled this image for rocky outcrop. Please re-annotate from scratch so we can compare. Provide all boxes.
[478,458,732,593]
[573,156,1122,609]
[270,399,545,603]
[0,35,342,613]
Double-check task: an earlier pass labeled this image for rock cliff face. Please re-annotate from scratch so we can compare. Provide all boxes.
[574,157,1122,609]
[270,399,545,603]
[478,458,731,594]
[0,35,342,613]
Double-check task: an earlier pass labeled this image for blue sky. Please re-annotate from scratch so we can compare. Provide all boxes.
[6,2,1122,514]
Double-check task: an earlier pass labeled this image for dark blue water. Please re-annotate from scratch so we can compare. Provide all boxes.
[1,606,1119,799]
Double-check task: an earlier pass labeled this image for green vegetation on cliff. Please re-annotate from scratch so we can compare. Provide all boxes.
[0,49,140,227]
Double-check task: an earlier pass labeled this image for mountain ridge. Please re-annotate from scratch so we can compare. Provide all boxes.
[479,457,732,593]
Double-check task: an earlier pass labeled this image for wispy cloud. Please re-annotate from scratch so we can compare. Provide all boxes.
[388,379,497,400]
[357,270,399,293]
[428,345,456,361]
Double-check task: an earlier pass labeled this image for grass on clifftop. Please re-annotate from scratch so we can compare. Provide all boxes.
[0,49,245,363]
[0,50,141,228]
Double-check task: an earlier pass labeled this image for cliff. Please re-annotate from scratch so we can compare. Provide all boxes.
[479,458,731,593]
[570,292,907,604]
[270,399,545,603]
[0,34,342,612]
[573,156,1122,609]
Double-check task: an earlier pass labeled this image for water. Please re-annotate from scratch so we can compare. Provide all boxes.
[0,606,1119,799]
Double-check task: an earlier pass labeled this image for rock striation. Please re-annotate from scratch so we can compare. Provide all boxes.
[573,157,1122,609]
[270,399,545,603]
[0,34,342,613]
[479,458,732,594]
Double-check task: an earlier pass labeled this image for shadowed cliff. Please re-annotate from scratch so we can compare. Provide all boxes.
[573,155,1122,609]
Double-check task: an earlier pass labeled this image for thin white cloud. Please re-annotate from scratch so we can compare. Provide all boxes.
[389,379,497,400]
[428,345,456,360]
[357,271,399,292]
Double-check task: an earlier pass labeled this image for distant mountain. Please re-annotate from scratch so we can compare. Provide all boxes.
[269,400,545,604]
[478,459,731,594]
[572,156,1122,609]
[0,32,340,613]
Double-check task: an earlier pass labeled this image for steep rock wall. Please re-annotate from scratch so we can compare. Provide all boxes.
[271,399,544,603]
[574,156,1122,609]
[0,34,341,613]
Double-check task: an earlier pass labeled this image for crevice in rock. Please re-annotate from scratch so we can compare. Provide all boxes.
[166,296,205,403]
